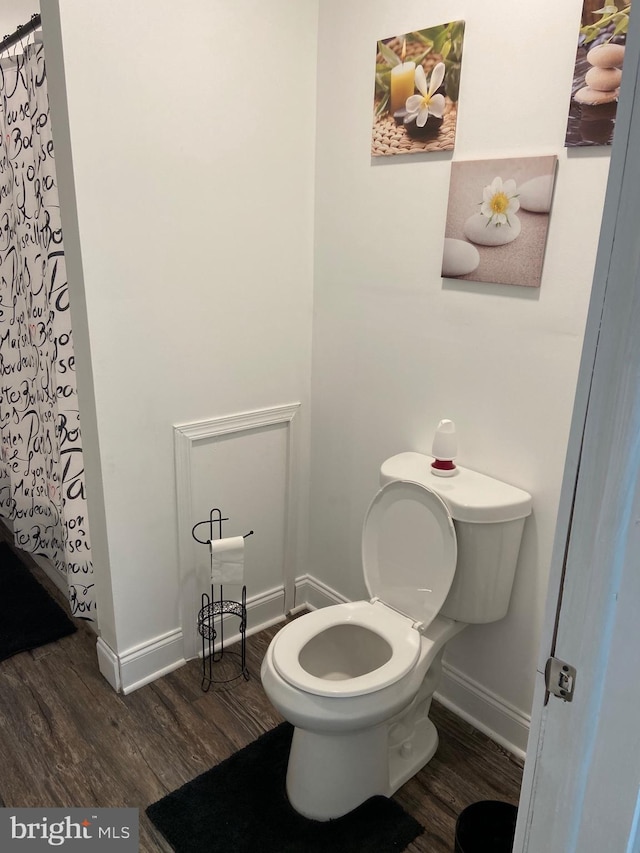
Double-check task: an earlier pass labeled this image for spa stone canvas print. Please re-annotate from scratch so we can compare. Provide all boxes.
[442,156,558,288]
[565,0,630,146]
[371,22,465,157]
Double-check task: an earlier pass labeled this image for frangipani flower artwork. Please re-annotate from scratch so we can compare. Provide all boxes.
[480,178,520,228]
[566,0,631,146]
[405,63,446,127]
[442,156,558,288]
[371,22,465,157]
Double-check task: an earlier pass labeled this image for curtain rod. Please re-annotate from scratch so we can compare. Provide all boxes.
[0,13,41,54]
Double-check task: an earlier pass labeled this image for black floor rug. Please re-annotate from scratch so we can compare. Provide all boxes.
[0,542,76,663]
[147,722,423,853]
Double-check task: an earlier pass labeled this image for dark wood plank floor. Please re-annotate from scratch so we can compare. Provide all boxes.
[0,537,523,852]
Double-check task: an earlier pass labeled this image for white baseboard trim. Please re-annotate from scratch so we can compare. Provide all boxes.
[99,584,289,695]
[202,584,288,654]
[436,661,531,760]
[294,573,348,610]
[247,584,289,633]
[119,629,186,695]
[96,630,186,695]
[96,637,121,692]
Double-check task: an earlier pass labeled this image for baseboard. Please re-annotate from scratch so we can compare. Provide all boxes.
[99,584,289,694]
[97,630,186,695]
[246,584,289,634]
[199,584,289,655]
[119,629,186,695]
[436,661,531,759]
[294,573,349,610]
[96,636,121,692]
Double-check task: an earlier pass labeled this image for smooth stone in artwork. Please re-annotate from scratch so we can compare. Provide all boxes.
[585,65,622,92]
[463,213,521,246]
[404,115,443,138]
[574,85,618,106]
[586,43,625,69]
[442,238,480,277]
[518,174,554,213]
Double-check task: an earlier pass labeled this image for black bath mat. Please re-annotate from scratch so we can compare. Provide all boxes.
[0,542,76,663]
[147,722,424,853]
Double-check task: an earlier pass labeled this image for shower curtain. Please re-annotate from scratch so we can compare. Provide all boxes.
[0,36,95,621]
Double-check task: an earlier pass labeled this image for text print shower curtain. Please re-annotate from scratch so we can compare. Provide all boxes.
[0,36,95,621]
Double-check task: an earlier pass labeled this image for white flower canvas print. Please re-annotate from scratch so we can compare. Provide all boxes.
[442,156,558,288]
[371,22,465,157]
[565,0,630,146]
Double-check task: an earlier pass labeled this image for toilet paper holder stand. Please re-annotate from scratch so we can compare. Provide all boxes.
[192,508,254,691]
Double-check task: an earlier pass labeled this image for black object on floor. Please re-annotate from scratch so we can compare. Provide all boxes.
[454,800,518,853]
[0,542,76,663]
[147,722,424,853]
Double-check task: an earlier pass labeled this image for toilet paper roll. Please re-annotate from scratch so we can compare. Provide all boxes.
[209,535,245,584]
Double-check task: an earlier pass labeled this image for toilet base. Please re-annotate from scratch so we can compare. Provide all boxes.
[285,714,441,821]
[286,724,390,820]
[282,642,454,820]
[389,717,438,794]
[388,654,442,793]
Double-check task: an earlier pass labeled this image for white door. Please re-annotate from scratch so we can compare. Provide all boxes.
[515,9,640,853]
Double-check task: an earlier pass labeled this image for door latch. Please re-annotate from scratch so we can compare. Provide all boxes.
[545,656,577,702]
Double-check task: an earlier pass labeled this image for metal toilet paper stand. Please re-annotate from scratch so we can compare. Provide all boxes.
[192,508,253,691]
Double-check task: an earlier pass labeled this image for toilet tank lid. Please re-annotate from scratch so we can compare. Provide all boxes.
[380,453,532,524]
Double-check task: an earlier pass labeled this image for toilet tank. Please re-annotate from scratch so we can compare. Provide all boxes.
[379,452,532,624]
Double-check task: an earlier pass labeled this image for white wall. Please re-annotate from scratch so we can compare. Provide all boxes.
[310,0,610,752]
[41,0,318,672]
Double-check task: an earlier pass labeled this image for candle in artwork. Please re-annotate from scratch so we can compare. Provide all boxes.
[390,40,416,113]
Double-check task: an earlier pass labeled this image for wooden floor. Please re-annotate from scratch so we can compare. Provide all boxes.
[0,539,523,852]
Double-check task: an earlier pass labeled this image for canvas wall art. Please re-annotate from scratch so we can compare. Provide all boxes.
[565,0,630,146]
[371,22,465,157]
[442,156,558,288]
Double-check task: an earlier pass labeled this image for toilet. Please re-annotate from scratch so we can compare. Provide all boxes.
[261,451,532,820]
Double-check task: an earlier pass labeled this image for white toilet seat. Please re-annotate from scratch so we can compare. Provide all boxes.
[362,479,457,627]
[271,600,421,698]
[272,481,457,701]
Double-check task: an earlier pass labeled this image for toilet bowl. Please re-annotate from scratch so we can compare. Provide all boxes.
[261,452,532,820]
